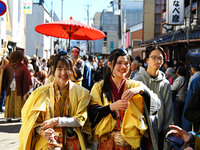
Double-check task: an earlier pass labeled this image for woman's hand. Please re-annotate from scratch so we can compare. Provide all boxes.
[40,128,55,141]
[109,100,130,111]
[122,87,144,100]
[41,118,59,130]
[167,125,193,145]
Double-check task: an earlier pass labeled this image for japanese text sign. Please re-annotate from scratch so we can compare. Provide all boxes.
[166,0,184,25]
[23,0,32,14]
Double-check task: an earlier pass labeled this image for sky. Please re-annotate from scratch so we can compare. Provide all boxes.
[44,0,111,24]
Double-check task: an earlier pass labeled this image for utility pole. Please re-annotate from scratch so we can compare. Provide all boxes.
[61,0,63,50]
[118,0,122,48]
[187,0,192,46]
[50,1,53,54]
[86,4,90,54]
[123,9,126,49]
[197,0,200,25]
[87,4,89,26]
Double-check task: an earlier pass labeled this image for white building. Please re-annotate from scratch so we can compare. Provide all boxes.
[0,0,26,54]
[26,2,59,59]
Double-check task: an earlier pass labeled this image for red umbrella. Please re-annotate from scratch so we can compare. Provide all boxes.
[35,16,105,51]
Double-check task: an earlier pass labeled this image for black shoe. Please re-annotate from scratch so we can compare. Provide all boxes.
[0,109,4,112]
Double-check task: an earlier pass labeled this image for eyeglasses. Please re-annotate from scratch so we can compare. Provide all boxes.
[150,55,164,61]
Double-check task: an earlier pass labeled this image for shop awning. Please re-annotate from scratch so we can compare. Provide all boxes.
[138,28,200,47]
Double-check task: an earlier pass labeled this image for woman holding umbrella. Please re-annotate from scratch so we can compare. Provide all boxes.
[18,53,91,150]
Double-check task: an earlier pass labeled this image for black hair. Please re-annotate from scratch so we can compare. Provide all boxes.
[82,55,88,61]
[52,54,74,75]
[9,51,24,65]
[138,59,144,67]
[193,66,200,71]
[42,58,46,62]
[165,60,171,67]
[100,48,130,104]
[129,55,134,62]
[72,46,80,52]
[177,66,187,76]
[135,55,141,61]
[146,46,166,64]
[89,55,93,62]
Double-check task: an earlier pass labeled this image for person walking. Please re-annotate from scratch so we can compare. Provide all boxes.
[45,54,55,84]
[89,48,161,150]
[18,53,91,150]
[93,59,104,82]
[82,55,92,91]
[2,51,32,122]
[0,55,9,112]
[130,60,140,79]
[187,64,200,90]
[182,76,200,132]
[133,46,174,149]
[70,46,84,85]
[171,66,187,127]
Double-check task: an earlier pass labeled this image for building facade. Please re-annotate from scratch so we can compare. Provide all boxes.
[92,0,143,56]
[137,0,200,63]
[0,0,26,55]
[26,2,59,59]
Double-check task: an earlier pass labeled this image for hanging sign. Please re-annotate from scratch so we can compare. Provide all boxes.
[166,0,184,25]
[23,0,32,14]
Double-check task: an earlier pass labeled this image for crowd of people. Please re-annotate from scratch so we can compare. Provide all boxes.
[0,45,200,150]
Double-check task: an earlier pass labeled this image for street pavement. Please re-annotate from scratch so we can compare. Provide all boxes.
[0,107,97,150]
[0,107,21,150]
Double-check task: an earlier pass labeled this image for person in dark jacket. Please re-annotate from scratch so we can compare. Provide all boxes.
[82,55,92,91]
[184,77,200,132]
[2,51,32,122]
[182,76,200,132]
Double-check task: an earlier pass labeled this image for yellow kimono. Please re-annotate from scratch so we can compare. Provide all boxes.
[44,74,54,85]
[90,79,148,149]
[18,80,91,150]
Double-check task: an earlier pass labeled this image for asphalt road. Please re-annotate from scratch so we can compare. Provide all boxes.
[0,109,21,150]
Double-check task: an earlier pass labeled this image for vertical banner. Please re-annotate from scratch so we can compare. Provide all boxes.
[166,0,184,25]
[110,41,114,52]
[23,0,32,14]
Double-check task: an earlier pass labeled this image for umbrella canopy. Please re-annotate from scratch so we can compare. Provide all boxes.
[35,17,105,51]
